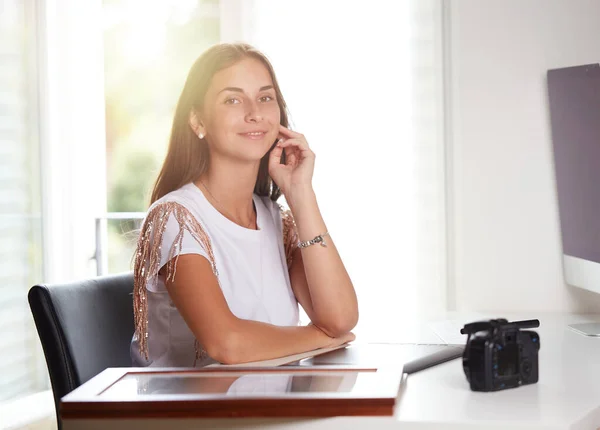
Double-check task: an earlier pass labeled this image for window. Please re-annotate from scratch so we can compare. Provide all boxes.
[0,1,447,427]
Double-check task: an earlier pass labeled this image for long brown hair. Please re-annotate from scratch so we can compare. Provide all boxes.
[149,43,290,205]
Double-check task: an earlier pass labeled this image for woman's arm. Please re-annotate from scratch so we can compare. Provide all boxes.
[287,186,359,338]
[164,254,354,365]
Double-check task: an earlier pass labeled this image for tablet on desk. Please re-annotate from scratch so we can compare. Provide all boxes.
[61,366,403,419]
[206,343,351,368]
[292,343,464,374]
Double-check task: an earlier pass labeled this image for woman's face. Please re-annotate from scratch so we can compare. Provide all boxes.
[199,57,281,162]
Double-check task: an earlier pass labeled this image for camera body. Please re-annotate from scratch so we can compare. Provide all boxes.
[461,318,540,392]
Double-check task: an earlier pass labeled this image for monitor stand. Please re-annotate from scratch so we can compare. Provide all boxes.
[568,323,600,336]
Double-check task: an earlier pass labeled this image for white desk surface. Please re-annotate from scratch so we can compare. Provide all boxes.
[64,312,600,430]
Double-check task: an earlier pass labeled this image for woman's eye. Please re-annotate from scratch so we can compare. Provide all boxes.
[224,95,274,104]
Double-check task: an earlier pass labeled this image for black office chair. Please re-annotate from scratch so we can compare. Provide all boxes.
[28,272,134,429]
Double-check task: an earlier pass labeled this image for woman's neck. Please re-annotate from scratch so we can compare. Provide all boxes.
[195,160,260,227]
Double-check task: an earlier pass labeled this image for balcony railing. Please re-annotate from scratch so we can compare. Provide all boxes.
[93,212,145,276]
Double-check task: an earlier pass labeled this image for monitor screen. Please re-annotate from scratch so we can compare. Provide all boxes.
[547,64,600,265]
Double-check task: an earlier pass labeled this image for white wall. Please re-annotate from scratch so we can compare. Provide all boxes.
[448,0,600,312]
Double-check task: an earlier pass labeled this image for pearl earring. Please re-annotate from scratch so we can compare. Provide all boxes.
[198,131,204,139]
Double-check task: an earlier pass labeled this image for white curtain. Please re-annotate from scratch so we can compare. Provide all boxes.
[0,0,46,402]
[0,0,107,427]
[223,0,448,341]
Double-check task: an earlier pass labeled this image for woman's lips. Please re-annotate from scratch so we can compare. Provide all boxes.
[239,131,267,140]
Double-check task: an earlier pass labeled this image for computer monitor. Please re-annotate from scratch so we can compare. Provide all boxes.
[547,63,600,336]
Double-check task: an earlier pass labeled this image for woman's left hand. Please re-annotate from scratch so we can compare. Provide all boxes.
[268,124,315,197]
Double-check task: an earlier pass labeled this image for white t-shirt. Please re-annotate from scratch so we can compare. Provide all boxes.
[130,182,300,367]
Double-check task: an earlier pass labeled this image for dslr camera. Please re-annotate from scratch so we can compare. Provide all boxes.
[460,318,540,392]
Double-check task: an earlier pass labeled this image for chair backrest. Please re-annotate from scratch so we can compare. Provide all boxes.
[28,272,134,428]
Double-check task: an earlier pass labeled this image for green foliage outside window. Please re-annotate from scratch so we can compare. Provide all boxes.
[103,0,219,273]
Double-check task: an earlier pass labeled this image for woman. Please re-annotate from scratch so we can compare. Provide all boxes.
[131,43,358,367]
